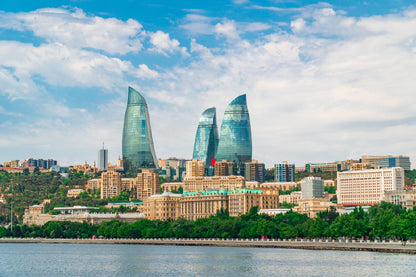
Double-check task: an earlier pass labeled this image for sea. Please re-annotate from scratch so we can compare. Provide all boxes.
[0,243,415,276]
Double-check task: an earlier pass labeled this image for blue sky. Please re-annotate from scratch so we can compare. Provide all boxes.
[1,0,416,168]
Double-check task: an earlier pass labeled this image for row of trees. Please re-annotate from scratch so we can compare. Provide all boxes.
[1,202,416,241]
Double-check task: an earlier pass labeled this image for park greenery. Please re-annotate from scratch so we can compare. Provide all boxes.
[1,202,416,242]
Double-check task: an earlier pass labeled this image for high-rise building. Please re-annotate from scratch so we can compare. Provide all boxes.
[361,155,411,170]
[98,146,108,171]
[101,170,121,199]
[274,162,295,182]
[245,160,265,183]
[186,159,205,178]
[216,94,252,175]
[337,167,404,206]
[192,108,219,168]
[122,87,158,169]
[301,177,324,199]
[136,169,160,201]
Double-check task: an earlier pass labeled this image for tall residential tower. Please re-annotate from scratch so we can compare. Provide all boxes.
[98,145,108,171]
[216,94,252,174]
[122,87,158,169]
[192,107,219,168]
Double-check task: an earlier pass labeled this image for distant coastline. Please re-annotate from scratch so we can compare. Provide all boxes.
[1,237,415,254]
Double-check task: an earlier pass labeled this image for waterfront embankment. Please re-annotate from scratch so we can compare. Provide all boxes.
[1,237,415,254]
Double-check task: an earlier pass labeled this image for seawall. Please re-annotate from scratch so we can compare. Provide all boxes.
[1,237,416,254]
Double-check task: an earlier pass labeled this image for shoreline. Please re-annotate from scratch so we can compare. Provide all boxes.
[1,238,415,254]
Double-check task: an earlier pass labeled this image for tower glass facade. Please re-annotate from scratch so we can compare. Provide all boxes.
[192,108,219,167]
[275,163,295,182]
[98,148,108,171]
[216,94,252,168]
[122,87,158,169]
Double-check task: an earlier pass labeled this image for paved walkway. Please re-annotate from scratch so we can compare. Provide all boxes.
[1,237,415,254]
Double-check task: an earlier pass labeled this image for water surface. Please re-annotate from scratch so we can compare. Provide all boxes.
[0,243,415,276]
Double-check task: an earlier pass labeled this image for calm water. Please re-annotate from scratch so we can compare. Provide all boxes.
[0,243,415,276]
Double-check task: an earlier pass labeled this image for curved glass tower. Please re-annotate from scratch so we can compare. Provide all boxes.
[216,94,252,165]
[192,107,219,167]
[122,87,158,169]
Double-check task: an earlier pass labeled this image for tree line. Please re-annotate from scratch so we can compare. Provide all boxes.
[1,202,416,241]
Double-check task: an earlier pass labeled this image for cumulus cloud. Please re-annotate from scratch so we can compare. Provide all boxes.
[149,30,188,56]
[142,7,416,166]
[0,8,144,55]
[2,5,416,168]
[215,20,240,41]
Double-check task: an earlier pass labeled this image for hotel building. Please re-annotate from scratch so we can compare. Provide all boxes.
[337,167,405,206]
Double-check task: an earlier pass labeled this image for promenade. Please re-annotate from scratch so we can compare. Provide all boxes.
[1,237,415,254]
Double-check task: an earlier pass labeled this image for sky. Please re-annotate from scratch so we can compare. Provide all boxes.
[1,0,416,168]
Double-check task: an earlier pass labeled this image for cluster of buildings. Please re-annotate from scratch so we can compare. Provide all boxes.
[17,87,416,225]
[121,87,254,179]
[1,158,59,173]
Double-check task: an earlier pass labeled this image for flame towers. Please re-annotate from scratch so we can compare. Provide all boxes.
[192,107,219,167]
[216,94,252,166]
[122,87,158,169]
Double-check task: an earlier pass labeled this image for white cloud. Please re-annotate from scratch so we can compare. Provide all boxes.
[215,20,240,41]
[139,7,416,167]
[2,6,416,169]
[0,8,144,55]
[149,31,188,56]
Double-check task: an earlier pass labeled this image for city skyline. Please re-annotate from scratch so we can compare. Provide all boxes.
[1,1,416,168]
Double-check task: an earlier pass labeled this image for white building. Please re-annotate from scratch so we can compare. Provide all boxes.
[337,167,404,206]
[301,177,324,199]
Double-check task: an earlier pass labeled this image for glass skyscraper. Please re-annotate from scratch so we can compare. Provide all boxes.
[216,94,252,167]
[98,146,108,171]
[122,87,158,169]
[192,108,219,167]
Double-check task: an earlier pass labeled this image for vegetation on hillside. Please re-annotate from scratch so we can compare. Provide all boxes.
[0,170,103,224]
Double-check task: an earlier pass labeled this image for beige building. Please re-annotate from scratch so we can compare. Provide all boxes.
[228,188,279,217]
[186,159,205,177]
[67,189,85,198]
[143,192,182,221]
[161,182,183,192]
[306,163,338,173]
[361,155,411,170]
[3,160,20,168]
[183,175,245,192]
[383,189,416,209]
[87,169,159,200]
[337,167,405,206]
[324,180,336,187]
[350,163,371,171]
[142,188,280,221]
[279,191,302,205]
[101,170,121,199]
[214,160,235,176]
[294,198,336,218]
[136,169,160,201]
[246,181,260,189]
[335,160,360,171]
[180,191,229,220]
[260,182,300,191]
[87,179,102,190]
